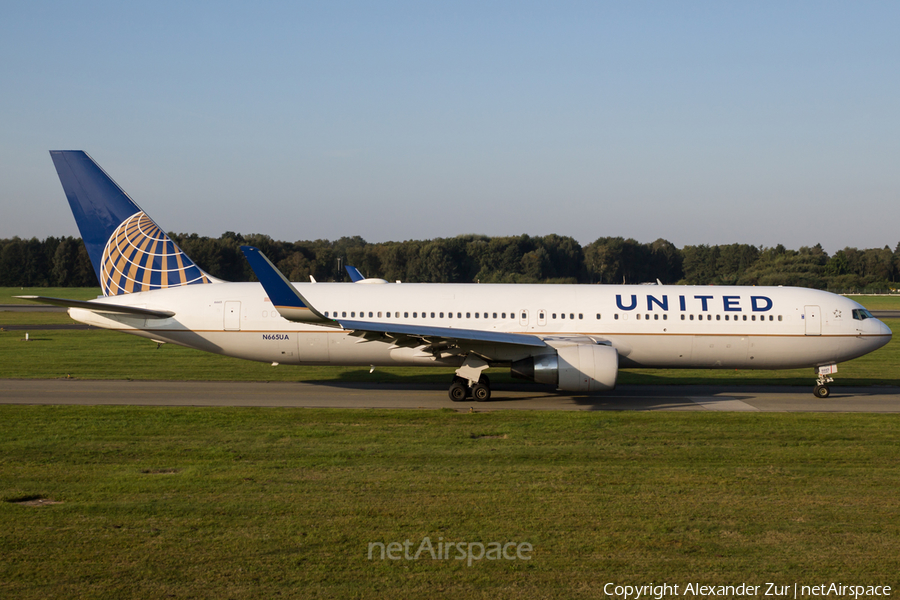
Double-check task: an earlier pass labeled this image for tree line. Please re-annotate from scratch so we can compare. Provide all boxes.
[1,233,899,292]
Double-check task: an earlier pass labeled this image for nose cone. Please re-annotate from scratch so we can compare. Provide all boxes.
[868,318,893,351]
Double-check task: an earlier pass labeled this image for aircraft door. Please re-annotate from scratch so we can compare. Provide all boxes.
[519,310,529,327]
[224,301,241,331]
[537,310,547,327]
[804,305,821,336]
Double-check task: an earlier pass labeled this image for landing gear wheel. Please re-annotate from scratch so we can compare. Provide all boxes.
[814,384,830,399]
[449,382,468,402]
[472,383,491,402]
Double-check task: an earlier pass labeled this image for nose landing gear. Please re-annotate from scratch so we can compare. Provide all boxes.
[814,382,831,398]
[813,364,837,398]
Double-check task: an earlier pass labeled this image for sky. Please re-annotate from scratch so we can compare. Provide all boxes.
[2,1,899,253]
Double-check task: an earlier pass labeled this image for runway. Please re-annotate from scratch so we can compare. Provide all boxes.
[1,379,898,412]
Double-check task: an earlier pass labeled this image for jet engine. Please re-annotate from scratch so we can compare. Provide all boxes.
[511,344,618,392]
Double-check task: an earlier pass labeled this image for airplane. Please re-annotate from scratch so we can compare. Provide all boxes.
[20,150,892,401]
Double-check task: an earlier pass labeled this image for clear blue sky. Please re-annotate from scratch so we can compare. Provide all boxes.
[2,1,899,253]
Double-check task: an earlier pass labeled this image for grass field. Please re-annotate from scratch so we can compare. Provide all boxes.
[1,407,898,599]
[845,295,900,310]
[0,287,102,303]
[2,291,899,597]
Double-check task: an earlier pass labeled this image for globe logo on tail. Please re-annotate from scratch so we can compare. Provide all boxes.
[99,211,210,296]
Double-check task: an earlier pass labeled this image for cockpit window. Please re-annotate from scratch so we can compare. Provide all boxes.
[852,308,874,320]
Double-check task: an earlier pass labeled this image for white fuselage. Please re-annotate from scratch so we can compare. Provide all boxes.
[68,282,892,372]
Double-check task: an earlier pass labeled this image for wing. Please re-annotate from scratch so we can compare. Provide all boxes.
[239,246,547,350]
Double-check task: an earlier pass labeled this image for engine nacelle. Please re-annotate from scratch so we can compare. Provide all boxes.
[511,344,618,392]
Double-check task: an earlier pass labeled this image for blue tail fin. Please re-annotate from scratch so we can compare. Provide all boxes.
[50,151,214,296]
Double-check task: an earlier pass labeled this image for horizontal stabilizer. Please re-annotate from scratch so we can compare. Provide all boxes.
[16,296,175,319]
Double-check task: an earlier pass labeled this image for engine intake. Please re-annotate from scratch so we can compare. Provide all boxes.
[511,344,618,392]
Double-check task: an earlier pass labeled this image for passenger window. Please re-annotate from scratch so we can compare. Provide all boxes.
[596,313,601,319]
[561,313,566,319]
[716,314,720,321]
[342,311,347,317]
[404,312,409,318]
[663,314,667,320]
[654,314,659,320]
[552,313,557,319]
[636,314,641,320]
[413,312,417,318]
[377,312,382,318]
[431,312,435,318]
[570,314,574,320]
[778,315,782,321]
[743,315,747,321]
[614,314,619,320]
[466,312,471,318]
[579,314,583,319]
[681,315,685,320]
[502,313,506,319]
[493,313,497,319]
[458,313,462,318]
[475,313,479,318]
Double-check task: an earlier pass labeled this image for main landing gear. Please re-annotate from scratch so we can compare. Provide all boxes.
[448,374,491,402]
[813,364,837,398]
[448,354,493,402]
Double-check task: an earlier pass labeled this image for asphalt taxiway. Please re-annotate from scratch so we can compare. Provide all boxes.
[1,380,898,412]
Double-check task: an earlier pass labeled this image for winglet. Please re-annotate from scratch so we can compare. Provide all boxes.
[240,246,333,324]
[345,265,364,282]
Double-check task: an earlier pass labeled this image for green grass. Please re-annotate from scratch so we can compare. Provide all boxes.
[0,287,101,303]
[1,407,898,599]
[0,311,82,326]
[844,295,900,310]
